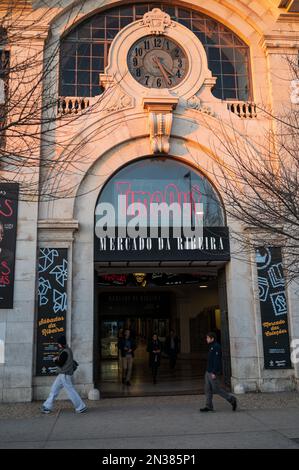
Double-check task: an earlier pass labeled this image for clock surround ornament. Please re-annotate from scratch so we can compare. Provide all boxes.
[100,8,216,154]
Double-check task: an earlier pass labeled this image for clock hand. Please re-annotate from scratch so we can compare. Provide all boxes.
[159,61,174,76]
[152,56,171,83]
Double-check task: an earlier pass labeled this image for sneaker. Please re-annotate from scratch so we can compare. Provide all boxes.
[200,407,214,412]
[76,406,88,414]
[41,406,51,414]
[231,397,237,411]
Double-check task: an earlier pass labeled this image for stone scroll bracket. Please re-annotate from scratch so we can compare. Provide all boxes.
[143,97,179,154]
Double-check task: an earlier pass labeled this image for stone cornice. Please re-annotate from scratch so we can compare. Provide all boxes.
[38,219,79,243]
[261,34,299,51]
[278,12,299,21]
[38,219,79,232]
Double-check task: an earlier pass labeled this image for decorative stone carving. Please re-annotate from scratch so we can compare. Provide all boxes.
[186,95,216,116]
[143,97,178,154]
[141,8,174,35]
[290,79,299,104]
[99,73,134,113]
[187,95,202,110]
[105,91,133,113]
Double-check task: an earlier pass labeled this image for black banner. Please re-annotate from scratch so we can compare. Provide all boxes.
[94,227,230,262]
[0,183,19,309]
[256,247,291,369]
[36,248,68,375]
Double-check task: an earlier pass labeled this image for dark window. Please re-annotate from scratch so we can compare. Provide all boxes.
[209,62,221,75]
[60,3,252,101]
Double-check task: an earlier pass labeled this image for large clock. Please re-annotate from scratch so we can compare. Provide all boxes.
[127,35,189,89]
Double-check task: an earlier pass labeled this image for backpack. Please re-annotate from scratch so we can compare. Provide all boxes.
[73,360,79,372]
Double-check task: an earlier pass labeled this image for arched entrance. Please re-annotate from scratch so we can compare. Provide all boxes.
[93,157,231,396]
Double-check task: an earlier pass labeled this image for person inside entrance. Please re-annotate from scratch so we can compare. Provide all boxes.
[118,329,136,386]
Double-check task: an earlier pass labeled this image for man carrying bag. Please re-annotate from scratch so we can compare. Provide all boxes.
[41,335,87,414]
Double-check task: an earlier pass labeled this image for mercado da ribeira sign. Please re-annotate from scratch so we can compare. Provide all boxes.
[94,159,231,263]
[94,226,230,262]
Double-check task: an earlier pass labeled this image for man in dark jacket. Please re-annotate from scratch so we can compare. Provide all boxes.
[200,332,237,412]
[41,335,87,414]
[118,329,136,386]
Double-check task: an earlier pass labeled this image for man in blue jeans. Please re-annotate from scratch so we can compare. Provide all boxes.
[200,332,237,412]
[41,335,87,414]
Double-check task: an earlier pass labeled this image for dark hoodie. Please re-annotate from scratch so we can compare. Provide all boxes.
[207,341,222,375]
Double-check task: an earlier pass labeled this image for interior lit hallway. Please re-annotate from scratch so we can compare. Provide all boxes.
[98,339,209,397]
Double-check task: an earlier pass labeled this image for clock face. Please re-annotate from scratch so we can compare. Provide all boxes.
[127,35,188,89]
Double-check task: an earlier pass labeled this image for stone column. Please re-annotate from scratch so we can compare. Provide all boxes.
[33,219,88,400]
[226,233,260,393]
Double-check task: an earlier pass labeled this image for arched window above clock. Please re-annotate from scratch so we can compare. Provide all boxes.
[60,3,252,101]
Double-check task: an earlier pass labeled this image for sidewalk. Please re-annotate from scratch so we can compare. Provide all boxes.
[1,393,299,449]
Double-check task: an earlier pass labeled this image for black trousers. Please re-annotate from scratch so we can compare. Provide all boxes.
[152,364,159,379]
[169,350,177,369]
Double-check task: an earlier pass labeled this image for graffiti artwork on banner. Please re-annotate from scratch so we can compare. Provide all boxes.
[36,248,68,375]
[256,247,292,369]
[0,183,19,309]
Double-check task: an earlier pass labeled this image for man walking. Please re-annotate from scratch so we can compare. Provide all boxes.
[200,332,237,412]
[41,335,87,414]
[118,329,136,386]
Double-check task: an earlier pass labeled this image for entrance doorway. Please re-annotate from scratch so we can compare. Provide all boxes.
[93,156,232,396]
[94,270,231,397]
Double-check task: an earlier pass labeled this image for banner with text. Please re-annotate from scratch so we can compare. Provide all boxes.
[36,248,68,375]
[94,227,230,263]
[256,246,292,369]
[0,183,19,309]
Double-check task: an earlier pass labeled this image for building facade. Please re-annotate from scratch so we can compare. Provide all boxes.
[0,0,299,402]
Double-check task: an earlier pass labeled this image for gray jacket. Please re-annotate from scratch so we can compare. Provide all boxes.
[56,346,74,375]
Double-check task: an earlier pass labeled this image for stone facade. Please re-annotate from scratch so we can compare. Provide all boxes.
[0,0,299,402]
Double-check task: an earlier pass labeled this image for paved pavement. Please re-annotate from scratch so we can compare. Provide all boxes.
[1,393,299,449]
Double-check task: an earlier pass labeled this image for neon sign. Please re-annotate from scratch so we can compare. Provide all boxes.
[114,181,202,208]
